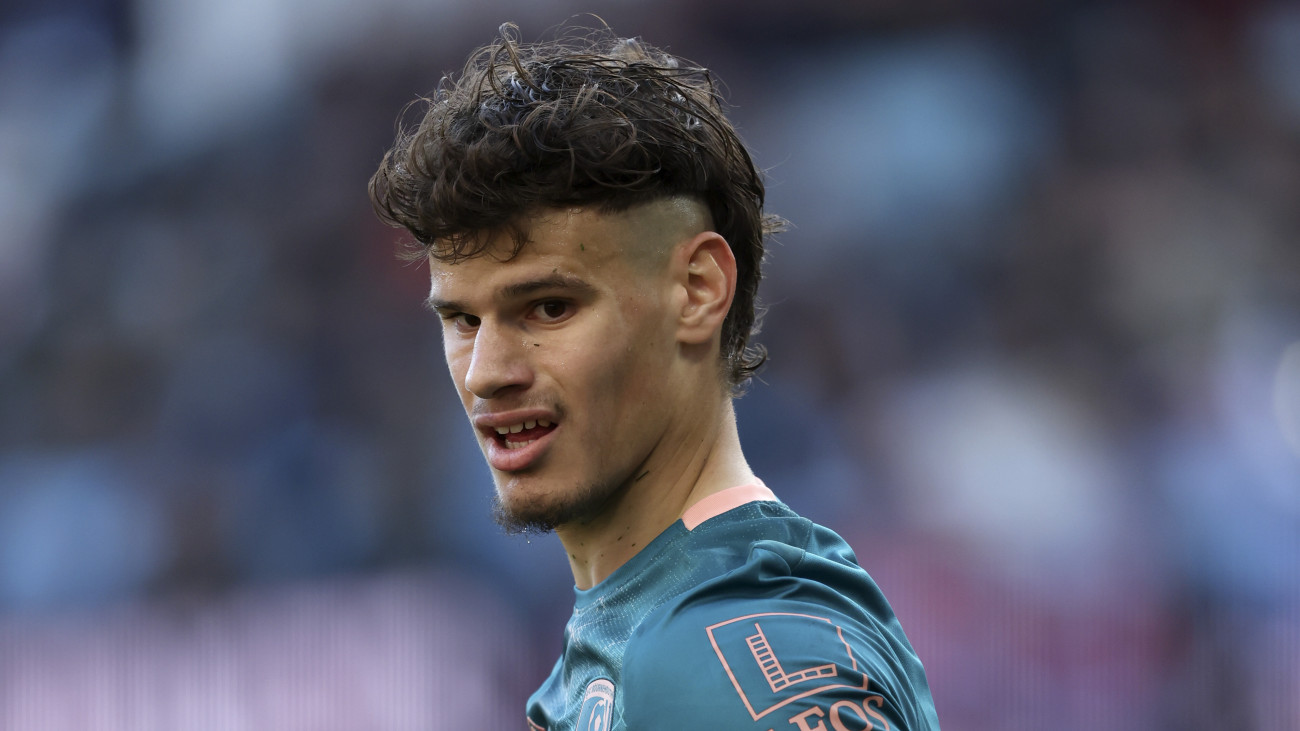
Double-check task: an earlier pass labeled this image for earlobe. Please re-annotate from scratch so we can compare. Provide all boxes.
[677,232,737,345]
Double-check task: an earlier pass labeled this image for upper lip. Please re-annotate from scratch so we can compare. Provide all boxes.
[472,409,559,433]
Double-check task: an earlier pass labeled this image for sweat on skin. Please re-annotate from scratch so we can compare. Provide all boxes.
[425,197,758,590]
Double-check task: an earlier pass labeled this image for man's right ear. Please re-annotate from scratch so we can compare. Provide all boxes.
[674,231,737,346]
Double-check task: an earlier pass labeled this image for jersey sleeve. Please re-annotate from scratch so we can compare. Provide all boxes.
[622,598,925,730]
[620,532,938,731]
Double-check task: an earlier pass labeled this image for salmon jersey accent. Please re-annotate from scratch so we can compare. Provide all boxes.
[526,717,547,730]
[681,482,777,530]
[745,622,838,692]
[706,612,870,721]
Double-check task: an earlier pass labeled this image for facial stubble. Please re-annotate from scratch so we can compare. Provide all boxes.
[490,473,631,535]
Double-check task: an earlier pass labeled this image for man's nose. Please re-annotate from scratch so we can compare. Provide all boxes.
[463,322,534,399]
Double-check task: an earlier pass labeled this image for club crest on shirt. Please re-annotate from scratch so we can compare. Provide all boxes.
[576,678,615,731]
[706,612,870,721]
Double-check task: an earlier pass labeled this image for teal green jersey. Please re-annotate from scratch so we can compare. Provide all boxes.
[526,484,940,730]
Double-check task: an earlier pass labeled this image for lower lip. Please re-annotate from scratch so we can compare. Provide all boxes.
[485,426,558,472]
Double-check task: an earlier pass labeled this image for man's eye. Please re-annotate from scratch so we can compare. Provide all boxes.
[534,301,570,321]
[445,313,480,331]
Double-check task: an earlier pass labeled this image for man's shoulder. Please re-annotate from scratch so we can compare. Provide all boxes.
[622,591,937,730]
[619,527,940,730]
[681,508,891,618]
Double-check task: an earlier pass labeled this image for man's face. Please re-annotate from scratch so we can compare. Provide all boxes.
[427,203,693,533]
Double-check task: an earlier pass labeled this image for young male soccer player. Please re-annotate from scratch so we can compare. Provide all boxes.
[369,24,940,730]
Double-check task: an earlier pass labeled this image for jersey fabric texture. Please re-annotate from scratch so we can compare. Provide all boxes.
[525,484,940,730]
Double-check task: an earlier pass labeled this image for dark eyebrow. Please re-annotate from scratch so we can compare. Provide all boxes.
[424,272,596,313]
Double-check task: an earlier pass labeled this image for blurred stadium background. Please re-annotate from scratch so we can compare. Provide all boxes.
[1,0,1298,728]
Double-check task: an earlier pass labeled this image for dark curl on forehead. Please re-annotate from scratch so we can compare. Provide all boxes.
[369,22,784,393]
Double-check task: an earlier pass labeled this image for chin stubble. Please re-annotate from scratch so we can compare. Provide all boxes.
[490,476,627,536]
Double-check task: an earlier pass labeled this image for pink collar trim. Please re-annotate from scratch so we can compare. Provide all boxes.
[681,481,777,531]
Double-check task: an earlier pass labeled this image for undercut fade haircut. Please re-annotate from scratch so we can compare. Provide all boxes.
[369,23,784,393]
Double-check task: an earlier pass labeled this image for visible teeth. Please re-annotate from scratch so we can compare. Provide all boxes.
[505,439,536,449]
[494,420,552,439]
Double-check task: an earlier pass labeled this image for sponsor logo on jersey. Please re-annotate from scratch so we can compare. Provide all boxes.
[706,612,870,721]
[785,697,893,731]
[576,678,615,731]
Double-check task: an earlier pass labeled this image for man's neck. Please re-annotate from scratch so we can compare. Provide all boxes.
[557,398,755,590]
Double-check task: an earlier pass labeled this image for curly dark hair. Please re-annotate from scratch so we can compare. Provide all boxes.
[369,23,783,392]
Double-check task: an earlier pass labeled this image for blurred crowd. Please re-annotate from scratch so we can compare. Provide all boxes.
[1,1,1297,729]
